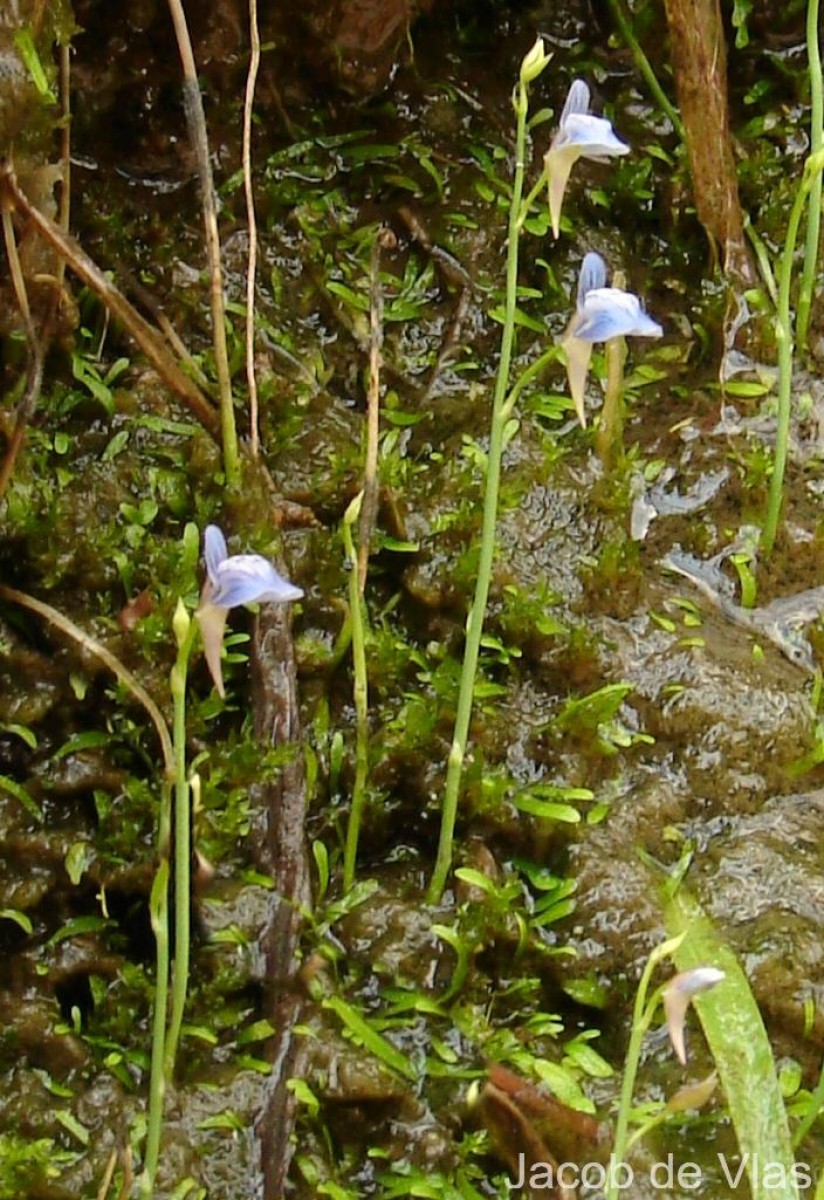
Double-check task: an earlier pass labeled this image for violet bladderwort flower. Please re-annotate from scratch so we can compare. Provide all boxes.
[545,79,630,239]
[196,524,303,698]
[563,251,663,427]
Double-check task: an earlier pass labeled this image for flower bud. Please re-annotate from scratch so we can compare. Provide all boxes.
[519,37,552,86]
[173,597,191,648]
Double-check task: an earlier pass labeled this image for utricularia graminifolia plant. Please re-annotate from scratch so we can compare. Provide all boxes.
[196,524,303,697]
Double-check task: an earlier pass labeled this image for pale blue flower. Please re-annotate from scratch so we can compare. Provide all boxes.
[197,524,302,696]
[563,252,663,426]
[202,524,303,608]
[545,80,630,238]
[572,256,664,344]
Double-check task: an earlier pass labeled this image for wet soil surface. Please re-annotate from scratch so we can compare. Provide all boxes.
[1,0,824,1196]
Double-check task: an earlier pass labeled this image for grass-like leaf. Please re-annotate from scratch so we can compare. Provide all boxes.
[665,888,800,1200]
[323,996,417,1082]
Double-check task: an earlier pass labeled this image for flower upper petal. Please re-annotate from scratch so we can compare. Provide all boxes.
[209,554,303,608]
[577,251,607,308]
[559,79,591,125]
[204,524,229,584]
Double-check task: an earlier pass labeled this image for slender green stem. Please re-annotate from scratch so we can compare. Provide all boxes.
[595,336,627,469]
[426,74,533,906]
[164,605,199,1079]
[763,149,824,555]
[517,171,549,231]
[797,0,822,350]
[607,934,685,1200]
[603,0,684,138]
[743,212,778,307]
[0,585,177,1198]
[793,1051,824,1148]
[502,343,562,415]
[139,861,171,1200]
[342,498,370,892]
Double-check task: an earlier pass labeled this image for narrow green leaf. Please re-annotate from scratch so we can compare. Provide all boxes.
[13,28,57,102]
[2,723,37,749]
[52,731,110,761]
[236,1019,276,1046]
[0,774,42,820]
[47,915,109,947]
[54,1109,90,1146]
[513,796,581,822]
[0,908,33,934]
[323,996,416,1081]
[64,841,94,886]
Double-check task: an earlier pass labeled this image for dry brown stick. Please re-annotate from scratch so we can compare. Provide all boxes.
[123,268,213,394]
[55,39,72,290]
[244,0,262,457]
[357,232,387,594]
[166,0,240,485]
[0,341,44,501]
[249,603,311,1200]
[0,203,44,500]
[396,204,475,401]
[0,584,174,775]
[0,159,221,439]
[95,1149,118,1200]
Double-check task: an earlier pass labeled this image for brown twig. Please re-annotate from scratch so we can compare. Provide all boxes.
[396,204,475,401]
[0,584,174,777]
[0,159,221,439]
[244,0,262,457]
[249,603,311,1200]
[166,0,240,486]
[357,231,389,594]
[0,202,44,500]
[56,38,71,290]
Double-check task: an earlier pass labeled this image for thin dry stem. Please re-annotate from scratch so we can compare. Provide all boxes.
[0,203,43,500]
[0,584,174,775]
[57,40,71,289]
[357,233,386,593]
[95,1150,118,1200]
[244,0,262,457]
[0,159,221,438]
[167,0,240,486]
[2,206,33,328]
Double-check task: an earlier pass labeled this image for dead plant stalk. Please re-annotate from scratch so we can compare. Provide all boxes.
[166,0,241,487]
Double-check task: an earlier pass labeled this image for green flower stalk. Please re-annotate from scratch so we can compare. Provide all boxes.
[342,494,370,893]
[607,936,723,1200]
[796,0,822,351]
[762,148,824,556]
[139,863,170,1200]
[426,38,551,905]
[163,600,198,1080]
